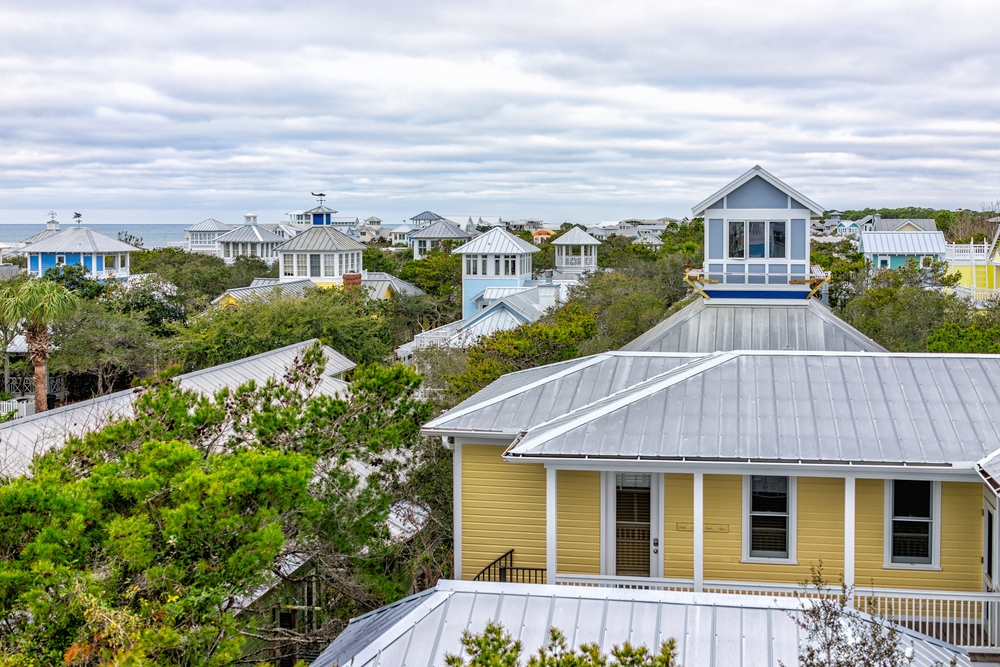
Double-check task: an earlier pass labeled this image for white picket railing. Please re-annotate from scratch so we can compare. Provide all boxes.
[952,285,1000,302]
[947,244,991,261]
[0,399,34,420]
[555,574,1000,652]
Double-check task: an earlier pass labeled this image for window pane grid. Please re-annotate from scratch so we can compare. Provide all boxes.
[749,476,789,559]
[891,480,933,564]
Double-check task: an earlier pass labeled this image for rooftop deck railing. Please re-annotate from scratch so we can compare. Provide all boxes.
[473,550,546,585]
[947,243,991,261]
[555,574,1000,653]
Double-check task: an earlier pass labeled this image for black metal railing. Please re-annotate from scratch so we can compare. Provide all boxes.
[473,549,546,584]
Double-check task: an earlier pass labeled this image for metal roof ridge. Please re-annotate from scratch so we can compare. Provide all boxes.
[507,352,737,455]
[336,589,452,666]
[178,338,350,381]
[422,354,614,430]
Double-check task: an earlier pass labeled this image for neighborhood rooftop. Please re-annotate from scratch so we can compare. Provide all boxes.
[859,230,948,255]
[275,225,366,252]
[453,227,539,255]
[17,226,137,254]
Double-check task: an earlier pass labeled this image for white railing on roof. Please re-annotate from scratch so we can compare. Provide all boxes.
[947,243,991,262]
[951,285,1000,303]
[556,574,1000,652]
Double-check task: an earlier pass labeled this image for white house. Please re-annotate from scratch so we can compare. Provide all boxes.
[183,218,232,256]
[276,226,367,286]
[214,215,284,265]
[410,220,474,259]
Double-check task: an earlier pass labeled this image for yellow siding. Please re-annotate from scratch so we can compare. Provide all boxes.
[461,444,546,580]
[663,473,694,578]
[855,480,981,591]
[949,263,996,289]
[557,471,600,574]
[700,475,844,584]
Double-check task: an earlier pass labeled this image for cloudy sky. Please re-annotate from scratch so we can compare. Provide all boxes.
[2,0,999,226]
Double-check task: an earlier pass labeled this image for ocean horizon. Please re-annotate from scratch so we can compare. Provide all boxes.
[0,223,192,249]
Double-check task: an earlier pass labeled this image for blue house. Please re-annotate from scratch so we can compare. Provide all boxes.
[21,226,136,280]
[453,228,539,318]
[859,230,947,270]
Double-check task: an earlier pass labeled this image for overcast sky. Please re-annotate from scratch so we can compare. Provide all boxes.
[2,0,999,226]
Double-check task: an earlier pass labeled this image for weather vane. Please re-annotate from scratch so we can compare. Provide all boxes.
[311,192,326,206]
[73,212,83,224]
[48,210,57,220]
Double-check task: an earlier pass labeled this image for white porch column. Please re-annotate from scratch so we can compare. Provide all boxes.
[546,466,557,584]
[453,440,462,580]
[844,475,856,607]
[694,471,704,592]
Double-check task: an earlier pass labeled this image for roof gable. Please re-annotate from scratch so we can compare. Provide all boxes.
[692,166,824,216]
[453,228,539,255]
[410,220,474,240]
[275,226,365,252]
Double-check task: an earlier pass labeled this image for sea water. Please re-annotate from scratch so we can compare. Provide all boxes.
[0,223,189,249]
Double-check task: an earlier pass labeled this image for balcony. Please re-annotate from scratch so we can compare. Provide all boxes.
[557,256,597,268]
[951,285,1000,303]
[947,243,991,262]
[555,574,1000,653]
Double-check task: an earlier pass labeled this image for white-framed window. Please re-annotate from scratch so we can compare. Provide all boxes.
[480,255,487,275]
[418,240,427,254]
[283,254,294,277]
[224,243,230,258]
[56,255,66,266]
[742,475,796,563]
[296,254,308,277]
[729,220,745,258]
[105,255,116,270]
[884,480,941,569]
[466,256,477,275]
[323,254,336,277]
[338,253,344,275]
[922,255,933,268]
[878,256,890,268]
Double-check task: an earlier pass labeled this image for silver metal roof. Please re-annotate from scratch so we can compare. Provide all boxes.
[211,279,315,305]
[312,580,969,667]
[870,218,938,232]
[21,228,60,245]
[0,340,353,478]
[506,351,1000,466]
[454,228,539,255]
[859,231,947,255]
[409,220,473,240]
[410,211,444,222]
[692,165,824,217]
[214,224,285,245]
[551,226,601,246]
[185,218,232,232]
[424,352,699,436]
[21,226,136,254]
[363,272,425,297]
[622,298,886,353]
[275,226,365,252]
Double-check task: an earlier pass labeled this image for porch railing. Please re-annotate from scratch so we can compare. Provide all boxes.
[474,550,546,584]
[555,574,1000,653]
[4,376,63,399]
[946,243,991,261]
[0,399,35,420]
[951,285,1000,303]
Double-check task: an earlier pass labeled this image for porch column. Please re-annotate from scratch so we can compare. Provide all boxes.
[546,466,557,584]
[694,471,704,592]
[844,475,856,607]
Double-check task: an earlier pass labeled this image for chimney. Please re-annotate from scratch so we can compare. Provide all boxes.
[343,272,362,287]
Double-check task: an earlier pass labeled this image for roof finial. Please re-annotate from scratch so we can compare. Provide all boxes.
[311,191,326,207]
[73,212,82,224]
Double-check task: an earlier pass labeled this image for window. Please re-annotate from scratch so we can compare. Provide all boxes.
[338,254,343,275]
[922,256,933,268]
[250,243,258,257]
[769,222,786,258]
[481,255,487,275]
[879,257,889,268]
[309,254,321,278]
[418,240,427,254]
[56,255,66,266]
[466,256,477,275]
[283,254,294,277]
[504,255,517,275]
[615,474,651,577]
[728,221,745,258]
[495,255,500,275]
[323,254,335,277]
[296,254,307,277]
[888,480,936,566]
[105,255,116,270]
[748,221,766,258]
[744,476,795,561]
[224,244,231,258]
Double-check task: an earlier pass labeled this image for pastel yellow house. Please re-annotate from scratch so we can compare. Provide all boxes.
[947,227,1000,300]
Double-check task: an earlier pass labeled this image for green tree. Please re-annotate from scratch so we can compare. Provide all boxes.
[41,264,106,300]
[101,274,186,332]
[445,623,679,667]
[0,274,29,391]
[50,300,155,395]
[399,251,462,298]
[7,279,80,412]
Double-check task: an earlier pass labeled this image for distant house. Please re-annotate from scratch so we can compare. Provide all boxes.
[409,211,445,229]
[183,218,232,256]
[214,272,423,307]
[860,214,937,233]
[453,228,540,318]
[410,220,474,259]
[20,226,136,280]
[859,230,947,269]
[276,226,366,286]
[214,215,285,265]
[389,225,415,246]
[532,229,557,244]
[835,219,861,236]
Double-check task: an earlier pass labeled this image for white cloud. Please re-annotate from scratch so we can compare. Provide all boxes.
[2,0,1000,225]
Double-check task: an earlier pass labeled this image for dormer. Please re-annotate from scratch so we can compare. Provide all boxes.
[454,228,539,318]
[691,166,826,299]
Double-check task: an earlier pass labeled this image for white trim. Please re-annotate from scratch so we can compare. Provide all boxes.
[600,471,614,575]
[741,475,797,565]
[883,479,942,570]
[546,466,557,583]
[691,165,824,217]
[985,489,996,592]
[651,474,664,579]
[844,476,856,602]
[694,472,704,592]
[453,440,462,579]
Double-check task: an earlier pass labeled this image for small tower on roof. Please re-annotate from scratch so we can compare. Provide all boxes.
[690,165,826,299]
[552,226,600,275]
[454,228,539,318]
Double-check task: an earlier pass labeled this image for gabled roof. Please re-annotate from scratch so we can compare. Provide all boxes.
[503,350,1000,467]
[214,224,285,245]
[410,211,444,222]
[0,340,353,478]
[363,271,425,297]
[859,231,946,255]
[551,226,601,246]
[211,279,315,305]
[22,227,137,254]
[409,220,474,240]
[389,224,414,235]
[274,226,365,252]
[453,228,539,255]
[867,217,938,232]
[622,298,886,353]
[185,218,231,232]
[311,580,969,667]
[692,165,824,217]
[364,216,382,223]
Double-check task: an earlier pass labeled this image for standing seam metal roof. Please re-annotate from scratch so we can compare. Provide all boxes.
[275,226,366,252]
[214,225,285,245]
[859,231,947,255]
[311,580,969,667]
[185,218,232,232]
[551,226,601,246]
[454,228,539,255]
[409,220,474,240]
[21,227,137,254]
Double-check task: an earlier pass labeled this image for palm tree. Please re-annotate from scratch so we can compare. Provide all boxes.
[8,280,79,412]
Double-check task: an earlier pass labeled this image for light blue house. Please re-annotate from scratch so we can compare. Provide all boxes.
[21,226,136,280]
[859,230,947,269]
[453,228,539,318]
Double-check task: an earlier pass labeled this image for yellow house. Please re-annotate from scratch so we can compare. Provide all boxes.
[425,349,1000,653]
[947,227,1000,300]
